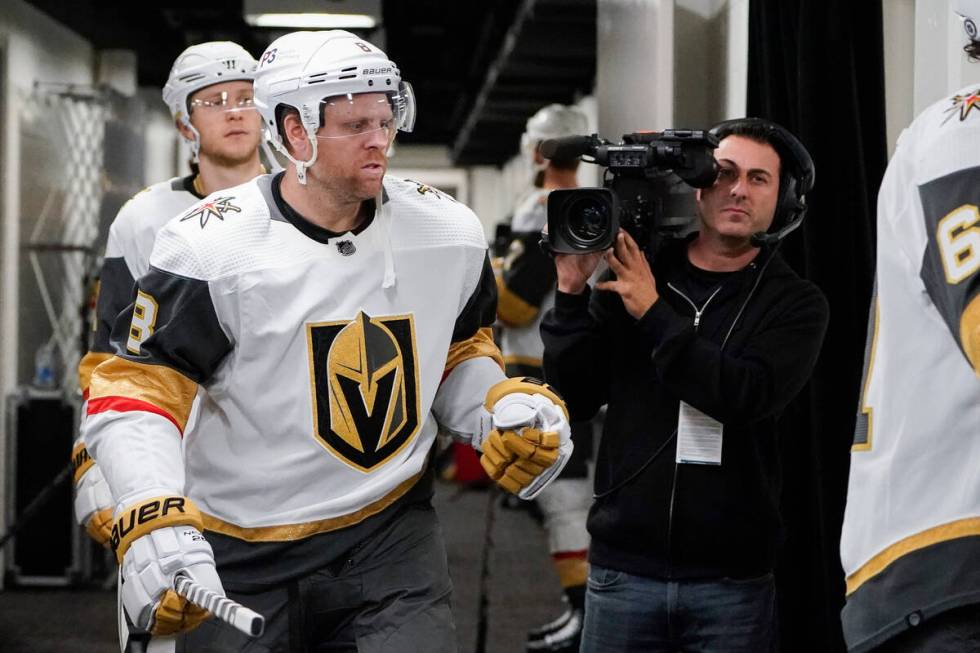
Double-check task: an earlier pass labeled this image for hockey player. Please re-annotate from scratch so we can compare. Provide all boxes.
[72,41,264,548]
[497,104,593,653]
[82,30,572,650]
[840,2,980,650]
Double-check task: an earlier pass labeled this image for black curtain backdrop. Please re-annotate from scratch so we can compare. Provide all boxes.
[746,1,887,650]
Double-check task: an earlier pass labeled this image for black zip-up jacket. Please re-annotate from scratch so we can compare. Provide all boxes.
[541,238,829,580]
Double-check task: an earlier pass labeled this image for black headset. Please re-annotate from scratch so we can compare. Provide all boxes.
[708,117,815,247]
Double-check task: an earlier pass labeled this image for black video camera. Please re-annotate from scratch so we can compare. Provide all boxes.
[542,130,719,254]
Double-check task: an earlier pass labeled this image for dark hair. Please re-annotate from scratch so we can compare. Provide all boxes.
[966,39,980,62]
[711,120,788,177]
[547,156,581,172]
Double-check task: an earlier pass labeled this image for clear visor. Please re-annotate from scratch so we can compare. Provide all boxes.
[316,81,416,141]
[188,89,258,115]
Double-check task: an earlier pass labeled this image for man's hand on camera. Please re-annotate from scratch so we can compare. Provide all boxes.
[555,250,605,295]
[596,230,659,319]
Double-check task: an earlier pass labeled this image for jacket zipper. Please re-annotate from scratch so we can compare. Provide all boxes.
[662,282,722,576]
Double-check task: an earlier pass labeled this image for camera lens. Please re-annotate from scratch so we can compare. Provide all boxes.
[565,196,611,247]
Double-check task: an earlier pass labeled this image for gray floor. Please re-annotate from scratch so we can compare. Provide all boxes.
[0,482,565,653]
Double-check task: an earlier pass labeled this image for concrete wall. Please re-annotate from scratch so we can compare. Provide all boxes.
[883,0,915,157]
[596,0,748,135]
[0,0,97,582]
[884,0,980,155]
[673,0,749,127]
[597,0,674,135]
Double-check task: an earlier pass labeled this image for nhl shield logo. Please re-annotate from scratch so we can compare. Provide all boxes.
[335,240,356,256]
[307,311,421,472]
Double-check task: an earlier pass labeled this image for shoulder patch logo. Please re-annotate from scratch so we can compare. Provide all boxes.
[943,89,980,124]
[408,179,457,203]
[179,197,242,228]
[335,240,356,256]
[306,312,421,472]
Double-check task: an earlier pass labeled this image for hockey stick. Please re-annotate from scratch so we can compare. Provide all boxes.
[174,573,265,638]
[475,485,499,653]
[0,460,72,551]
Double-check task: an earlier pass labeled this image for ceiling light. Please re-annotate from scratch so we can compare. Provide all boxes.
[245,13,377,30]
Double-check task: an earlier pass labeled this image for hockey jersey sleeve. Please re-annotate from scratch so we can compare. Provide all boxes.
[432,252,507,445]
[917,164,980,374]
[78,212,143,398]
[83,227,234,507]
[496,230,557,326]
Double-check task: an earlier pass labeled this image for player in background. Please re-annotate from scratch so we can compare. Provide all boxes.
[840,2,980,650]
[497,104,594,653]
[71,42,265,550]
[82,30,573,650]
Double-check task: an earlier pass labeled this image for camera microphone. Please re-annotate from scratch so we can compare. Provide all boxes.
[750,216,804,247]
[540,135,594,161]
[749,231,780,247]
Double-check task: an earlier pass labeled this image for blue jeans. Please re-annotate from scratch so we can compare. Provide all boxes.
[580,565,776,653]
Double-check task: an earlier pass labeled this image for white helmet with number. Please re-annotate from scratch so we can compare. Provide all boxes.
[521,104,589,158]
[253,30,416,184]
[954,0,980,43]
[520,103,588,184]
[162,41,258,157]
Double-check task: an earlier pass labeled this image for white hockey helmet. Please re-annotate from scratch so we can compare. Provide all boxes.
[253,30,415,184]
[954,1,980,43]
[520,103,589,158]
[162,41,258,157]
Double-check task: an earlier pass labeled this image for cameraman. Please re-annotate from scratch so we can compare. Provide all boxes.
[541,118,829,652]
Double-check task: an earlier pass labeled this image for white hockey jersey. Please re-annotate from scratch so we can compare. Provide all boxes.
[83,174,504,542]
[498,190,554,374]
[78,176,203,394]
[840,84,980,650]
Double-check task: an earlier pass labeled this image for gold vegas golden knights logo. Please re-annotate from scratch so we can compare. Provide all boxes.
[307,312,421,472]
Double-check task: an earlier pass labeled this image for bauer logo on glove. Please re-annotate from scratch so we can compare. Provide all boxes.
[110,496,194,556]
[479,377,574,499]
[114,495,225,636]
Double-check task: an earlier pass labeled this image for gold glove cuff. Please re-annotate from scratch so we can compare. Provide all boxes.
[483,377,569,421]
[111,496,204,564]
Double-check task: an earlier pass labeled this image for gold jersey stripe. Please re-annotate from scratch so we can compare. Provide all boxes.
[502,354,543,368]
[192,174,205,197]
[78,351,113,395]
[496,276,539,326]
[961,293,980,376]
[88,356,197,433]
[71,442,95,484]
[201,471,424,542]
[445,327,504,376]
[553,556,589,588]
[483,377,569,421]
[845,516,980,595]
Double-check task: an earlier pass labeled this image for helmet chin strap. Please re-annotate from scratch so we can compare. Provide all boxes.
[267,125,319,185]
[181,118,202,160]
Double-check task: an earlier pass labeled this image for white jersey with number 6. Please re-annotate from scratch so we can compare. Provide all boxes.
[841,83,980,649]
